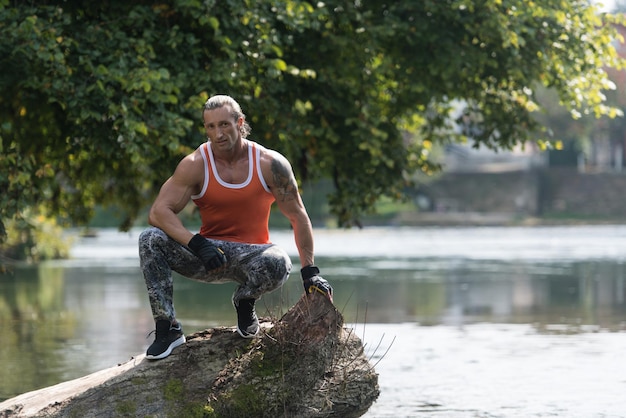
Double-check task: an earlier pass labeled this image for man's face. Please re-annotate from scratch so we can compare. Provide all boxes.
[203,106,242,151]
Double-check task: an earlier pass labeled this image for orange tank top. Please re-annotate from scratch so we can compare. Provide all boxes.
[191,141,275,244]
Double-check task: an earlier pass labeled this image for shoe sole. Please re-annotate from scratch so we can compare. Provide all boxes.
[145,335,186,360]
[236,326,259,339]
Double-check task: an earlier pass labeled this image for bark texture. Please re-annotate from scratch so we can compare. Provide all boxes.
[0,293,379,418]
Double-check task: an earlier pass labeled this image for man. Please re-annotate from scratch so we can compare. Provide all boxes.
[138,94,333,360]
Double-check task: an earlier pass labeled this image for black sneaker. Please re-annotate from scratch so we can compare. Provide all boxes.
[234,298,259,338]
[146,320,186,360]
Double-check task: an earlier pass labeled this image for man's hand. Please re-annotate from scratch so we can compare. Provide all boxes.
[301,265,333,302]
[188,234,227,271]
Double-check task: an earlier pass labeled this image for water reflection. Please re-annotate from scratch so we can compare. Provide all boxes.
[319,258,626,331]
[2,226,626,405]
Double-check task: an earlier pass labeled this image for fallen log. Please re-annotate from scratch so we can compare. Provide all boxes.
[0,293,379,417]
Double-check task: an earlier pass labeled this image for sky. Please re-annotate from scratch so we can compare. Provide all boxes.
[597,0,616,12]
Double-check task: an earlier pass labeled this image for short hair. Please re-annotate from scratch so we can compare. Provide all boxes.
[203,95,251,139]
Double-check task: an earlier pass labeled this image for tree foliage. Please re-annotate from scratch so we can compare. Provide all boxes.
[1,0,624,244]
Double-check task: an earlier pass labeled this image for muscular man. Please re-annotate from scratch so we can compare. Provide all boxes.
[139,95,332,360]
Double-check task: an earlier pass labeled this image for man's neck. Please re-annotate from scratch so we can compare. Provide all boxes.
[213,139,249,165]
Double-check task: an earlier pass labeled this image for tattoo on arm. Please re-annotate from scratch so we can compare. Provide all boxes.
[271,158,298,202]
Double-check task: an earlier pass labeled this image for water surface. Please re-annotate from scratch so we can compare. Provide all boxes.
[2,225,626,417]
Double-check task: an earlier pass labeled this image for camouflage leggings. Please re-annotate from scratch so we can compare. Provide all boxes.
[138,227,292,322]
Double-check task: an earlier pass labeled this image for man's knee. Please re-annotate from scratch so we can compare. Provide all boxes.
[138,228,176,265]
[139,227,166,248]
[263,246,292,286]
[267,246,291,272]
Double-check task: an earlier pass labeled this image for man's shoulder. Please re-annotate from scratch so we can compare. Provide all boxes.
[247,139,284,158]
[184,144,207,162]
[174,146,206,177]
[249,140,284,160]
[249,139,268,152]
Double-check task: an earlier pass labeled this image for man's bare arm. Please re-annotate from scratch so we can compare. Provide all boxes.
[148,154,202,245]
[264,151,315,267]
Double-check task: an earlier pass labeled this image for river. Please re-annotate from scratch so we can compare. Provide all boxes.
[1,225,626,417]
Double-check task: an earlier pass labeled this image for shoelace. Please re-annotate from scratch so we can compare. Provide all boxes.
[146,324,181,340]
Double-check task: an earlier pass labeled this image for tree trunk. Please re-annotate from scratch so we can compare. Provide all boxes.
[0,293,379,418]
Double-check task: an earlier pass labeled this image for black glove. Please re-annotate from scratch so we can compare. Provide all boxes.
[301,265,333,302]
[188,234,227,271]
